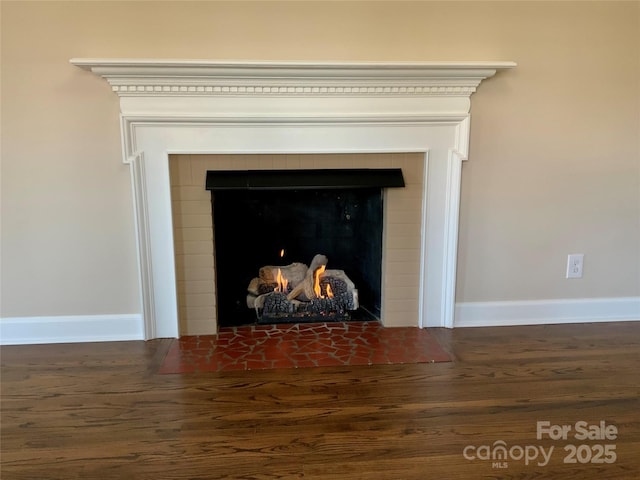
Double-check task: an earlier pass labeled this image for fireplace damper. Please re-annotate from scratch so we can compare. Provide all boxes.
[207,169,405,327]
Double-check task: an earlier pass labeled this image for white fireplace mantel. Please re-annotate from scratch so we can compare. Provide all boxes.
[71,58,512,95]
[71,59,515,339]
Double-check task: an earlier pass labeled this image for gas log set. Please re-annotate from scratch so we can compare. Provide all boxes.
[246,254,359,324]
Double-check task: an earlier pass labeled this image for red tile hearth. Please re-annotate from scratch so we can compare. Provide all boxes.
[158,321,452,374]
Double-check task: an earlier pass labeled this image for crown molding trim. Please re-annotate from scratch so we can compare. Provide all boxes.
[70,59,516,97]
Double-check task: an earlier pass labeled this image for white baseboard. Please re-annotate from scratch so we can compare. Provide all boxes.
[2,299,638,344]
[0,314,145,345]
[455,297,640,327]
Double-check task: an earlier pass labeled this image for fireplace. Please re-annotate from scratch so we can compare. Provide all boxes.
[206,168,404,327]
[72,59,516,338]
[169,152,426,335]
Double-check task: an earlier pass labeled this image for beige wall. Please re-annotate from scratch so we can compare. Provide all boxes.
[170,153,423,335]
[1,1,638,320]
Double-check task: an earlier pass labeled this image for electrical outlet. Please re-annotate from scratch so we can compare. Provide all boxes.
[566,254,584,279]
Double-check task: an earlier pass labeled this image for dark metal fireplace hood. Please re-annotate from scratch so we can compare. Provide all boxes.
[205,168,405,191]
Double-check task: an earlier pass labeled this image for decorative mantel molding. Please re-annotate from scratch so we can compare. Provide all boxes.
[71,58,515,340]
[70,59,515,97]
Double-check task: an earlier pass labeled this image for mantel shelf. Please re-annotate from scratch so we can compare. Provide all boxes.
[70,58,516,97]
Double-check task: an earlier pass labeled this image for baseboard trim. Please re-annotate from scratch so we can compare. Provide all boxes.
[3,299,638,343]
[0,314,145,345]
[455,297,640,327]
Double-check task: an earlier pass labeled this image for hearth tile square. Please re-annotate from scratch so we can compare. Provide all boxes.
[249,330,270,339]
[190,347,211,356]
[311,345,340,355]
[219,349,248,361]
[243,353,267,362]
[331,344,354,355]
[306,351,332,360]
[315,357,339,367]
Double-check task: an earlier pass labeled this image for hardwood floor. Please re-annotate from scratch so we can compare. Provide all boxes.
[2,321,639,479]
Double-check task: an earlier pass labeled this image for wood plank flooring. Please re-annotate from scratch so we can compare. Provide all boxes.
[2,321,639,479]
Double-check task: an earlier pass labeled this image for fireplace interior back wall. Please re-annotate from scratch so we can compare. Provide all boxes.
[170,153,424,336]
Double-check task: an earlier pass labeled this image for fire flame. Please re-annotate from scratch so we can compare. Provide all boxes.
[275,268,288,293]
[313,265,334,299]
[280,249,285,258]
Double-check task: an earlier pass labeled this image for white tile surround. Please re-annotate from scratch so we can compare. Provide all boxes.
[71,59,517,339]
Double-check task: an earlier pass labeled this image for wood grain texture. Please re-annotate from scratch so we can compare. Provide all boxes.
[2,322,639,479]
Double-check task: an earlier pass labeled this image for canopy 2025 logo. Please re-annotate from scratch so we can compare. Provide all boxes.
[463,420,618,469]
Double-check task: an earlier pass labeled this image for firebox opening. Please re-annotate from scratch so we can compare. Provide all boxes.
[208,169,404,328]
